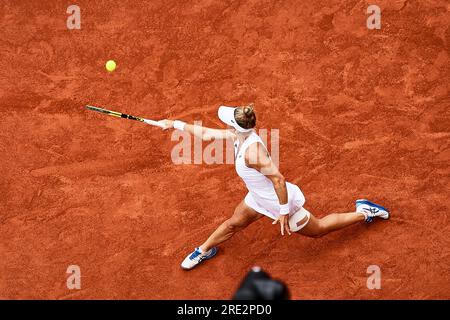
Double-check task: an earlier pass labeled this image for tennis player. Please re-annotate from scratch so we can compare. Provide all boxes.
[159,105,390,270]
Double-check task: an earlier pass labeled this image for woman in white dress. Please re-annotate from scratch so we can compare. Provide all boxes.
[159,104,390,270]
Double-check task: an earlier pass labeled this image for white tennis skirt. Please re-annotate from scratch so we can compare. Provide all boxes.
[244,182,311,232]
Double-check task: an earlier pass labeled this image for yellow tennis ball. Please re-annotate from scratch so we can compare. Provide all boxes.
[105,60,117,72]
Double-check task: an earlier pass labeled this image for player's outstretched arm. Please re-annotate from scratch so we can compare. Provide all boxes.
[159,119,236,141]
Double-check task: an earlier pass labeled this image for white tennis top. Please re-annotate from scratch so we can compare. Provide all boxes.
[234,131,305,219]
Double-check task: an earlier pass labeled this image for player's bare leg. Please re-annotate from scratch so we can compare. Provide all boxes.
[300,199,390,238]
[299,211,365,238]
[181,200,261,270]
[200,200,262,252]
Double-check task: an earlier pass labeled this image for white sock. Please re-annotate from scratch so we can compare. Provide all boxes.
[359,211,368,221]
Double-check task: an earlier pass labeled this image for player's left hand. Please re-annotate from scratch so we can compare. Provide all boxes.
[272,214,291,236]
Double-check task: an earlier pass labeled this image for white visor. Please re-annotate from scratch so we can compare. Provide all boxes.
[218,106,252,132]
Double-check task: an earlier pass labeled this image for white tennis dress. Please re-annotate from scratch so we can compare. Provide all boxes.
[234,131,308,225]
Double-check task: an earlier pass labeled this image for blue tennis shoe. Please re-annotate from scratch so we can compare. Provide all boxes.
[356,199,390,223]
[181,247,218,270]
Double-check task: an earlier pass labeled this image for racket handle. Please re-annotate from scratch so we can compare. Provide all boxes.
[143,119,165,128]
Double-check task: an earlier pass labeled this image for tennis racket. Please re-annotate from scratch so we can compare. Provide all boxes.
[86,105,165,128]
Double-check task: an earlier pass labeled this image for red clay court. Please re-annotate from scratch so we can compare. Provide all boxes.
[1,0,449,299]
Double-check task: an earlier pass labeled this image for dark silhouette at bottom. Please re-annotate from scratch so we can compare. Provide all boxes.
[233,266,290,300]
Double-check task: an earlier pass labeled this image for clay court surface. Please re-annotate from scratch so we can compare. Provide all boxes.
[1,0,449,299]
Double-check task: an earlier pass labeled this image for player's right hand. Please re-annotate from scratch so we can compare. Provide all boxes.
[159,119,174,130]
[272,214,291,236]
